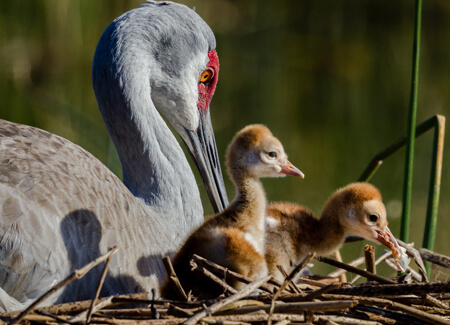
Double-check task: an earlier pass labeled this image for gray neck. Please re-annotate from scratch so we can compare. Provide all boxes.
[104,94,203,232]
[92,26,203,237]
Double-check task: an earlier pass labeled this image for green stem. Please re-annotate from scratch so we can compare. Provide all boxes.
[400,0,422,243]
[422,116,445,274]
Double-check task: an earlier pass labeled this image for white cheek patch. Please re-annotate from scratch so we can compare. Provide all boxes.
[244,232,262,255]
[266,216,280,228]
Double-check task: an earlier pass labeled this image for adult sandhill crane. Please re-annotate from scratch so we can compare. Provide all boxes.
[161,125,304,299]
[0,1,228,312]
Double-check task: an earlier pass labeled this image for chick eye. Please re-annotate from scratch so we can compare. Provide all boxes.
[369,214,379,223]
[268,151,277,158]
[200,69,214,84]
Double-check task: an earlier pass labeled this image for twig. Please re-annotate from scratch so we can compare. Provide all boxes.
[184,276,271,325]
[70,296,114,323]
[364,245,376,275]
[85,246,117,323]
[351,251,393,284]
[329,282,450,296]
[214,300,358,315]
[9,247,119,325]
[412,304,450,315]
[192,254,279,294]
[35,310,74,324]
[273,319,290,325]
[397,240,428,282]
[162,255,188,301]
[355,305,425,325]
[274,253,316,301]
[300,282,341,301]
[324,294,450,324]
[315,256,396,284]
[390,301,450,325]
[328,256,365,278]
[419,248,450,268]
[333,250,347,283]
[422,294,449,309]
[297,276,330,288]
[268,253,316,325]
[190,260,238,295]
[318,318,339,325]
[276,265,303,294]
[201,314,306,323]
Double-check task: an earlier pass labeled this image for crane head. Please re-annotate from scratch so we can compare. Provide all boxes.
[93,1,229,213]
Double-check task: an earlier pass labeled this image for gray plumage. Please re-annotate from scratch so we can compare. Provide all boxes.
[0,1,228,311]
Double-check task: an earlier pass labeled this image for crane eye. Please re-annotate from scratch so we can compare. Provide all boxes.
[200,69,213,84]
[369,214,379,223]
[268,151,277,158]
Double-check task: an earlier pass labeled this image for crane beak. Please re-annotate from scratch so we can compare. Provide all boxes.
[280,160,305,178]
[182,109,229,213]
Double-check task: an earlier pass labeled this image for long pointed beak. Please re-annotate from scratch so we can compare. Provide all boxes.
[183,110,229,213]
[375,226,409,272]
[280,160,305,178]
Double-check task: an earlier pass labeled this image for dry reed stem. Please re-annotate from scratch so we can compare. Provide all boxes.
[296,276,330,288]
[397,240,428,282]
[35,310,74,324]
[191,260,238,295]
[330,282,450,296]
[328,256,365,278]
[191,254,282,294]
[423,294,450,309]
[364,245,376,274]
[350,252,393,284]
[70,296,114,323]
[420,248,450,268]
[184,275,271,325]
[9,246,119,325]
[273,252,315,301]
[72,248,115,323]
[275,265,302,294]
[214,300,358,316]
[316,256,397,284]
[268,252,315,325]
[162,255,188,301]
[333,250,348,282]
[300,282,341,301]
[320,293,450,324]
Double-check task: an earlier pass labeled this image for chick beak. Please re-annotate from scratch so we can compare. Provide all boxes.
[280,160,305,178]
[375,226,406,272]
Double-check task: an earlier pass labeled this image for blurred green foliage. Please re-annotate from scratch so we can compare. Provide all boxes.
[1,1,449,279]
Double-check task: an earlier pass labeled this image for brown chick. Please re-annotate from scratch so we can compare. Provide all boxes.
[265,182,406,282]
[161,124,304,299]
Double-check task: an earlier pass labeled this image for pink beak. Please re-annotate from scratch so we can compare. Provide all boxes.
[375,226,406,272]
[280,160,304,178]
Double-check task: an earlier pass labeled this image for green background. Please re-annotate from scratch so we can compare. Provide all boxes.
[1,1,449,280]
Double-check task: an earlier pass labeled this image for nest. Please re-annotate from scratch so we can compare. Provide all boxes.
[1,244,450,325]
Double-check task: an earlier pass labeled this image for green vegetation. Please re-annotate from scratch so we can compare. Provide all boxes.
[1,1,449,279]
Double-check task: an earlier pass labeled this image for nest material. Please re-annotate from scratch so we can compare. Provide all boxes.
[1,245,450,325]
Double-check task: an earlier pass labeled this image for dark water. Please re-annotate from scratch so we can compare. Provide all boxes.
[1,1,449,279]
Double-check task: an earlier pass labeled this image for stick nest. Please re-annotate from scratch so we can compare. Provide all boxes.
[1,245,450,325]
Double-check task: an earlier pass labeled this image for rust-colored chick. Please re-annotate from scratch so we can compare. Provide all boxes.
[161,124,304,299]
[265,183,407,282]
